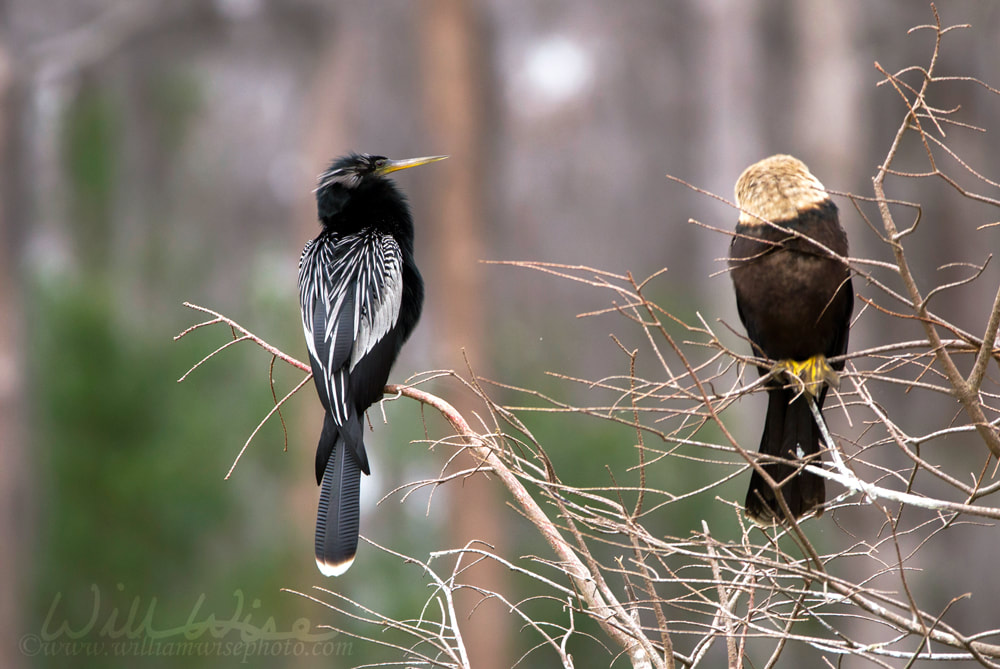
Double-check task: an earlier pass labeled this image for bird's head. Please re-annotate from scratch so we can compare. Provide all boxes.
[314,153,447,221]
[735,154,830,226]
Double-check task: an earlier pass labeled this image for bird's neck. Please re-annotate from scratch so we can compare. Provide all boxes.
[317,181,413,240]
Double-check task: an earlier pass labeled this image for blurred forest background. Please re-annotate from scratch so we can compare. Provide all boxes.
[2,0,999,667]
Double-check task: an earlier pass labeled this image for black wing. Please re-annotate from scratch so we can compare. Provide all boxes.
[298,230,405,469]
[827,273,853,371]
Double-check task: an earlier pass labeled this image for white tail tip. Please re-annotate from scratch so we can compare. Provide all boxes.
[316,556,355,577]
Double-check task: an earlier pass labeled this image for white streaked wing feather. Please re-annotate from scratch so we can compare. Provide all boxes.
[298,231,403,426]
[351,237,402,370]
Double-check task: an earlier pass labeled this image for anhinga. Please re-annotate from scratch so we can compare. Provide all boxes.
[729,154,853,521]
[298,152,446,575]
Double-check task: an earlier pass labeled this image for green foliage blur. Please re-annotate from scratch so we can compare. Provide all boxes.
[25,81,327,669]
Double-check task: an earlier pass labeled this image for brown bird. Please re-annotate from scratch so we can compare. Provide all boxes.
[729,154,853,521]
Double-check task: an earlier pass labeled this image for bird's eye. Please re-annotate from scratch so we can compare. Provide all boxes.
[373,158,387,169]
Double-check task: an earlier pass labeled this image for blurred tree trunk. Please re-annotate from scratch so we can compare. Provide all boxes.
[0,40,28,669]
[419,2,511,667]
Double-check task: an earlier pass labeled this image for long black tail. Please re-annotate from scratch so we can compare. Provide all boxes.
[315,417,362,577]
[745,387,826,521]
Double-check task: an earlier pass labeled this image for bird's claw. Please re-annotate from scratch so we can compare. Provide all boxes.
[775,355,839,397]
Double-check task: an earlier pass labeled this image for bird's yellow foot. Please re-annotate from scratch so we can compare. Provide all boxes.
[775,355,839,397]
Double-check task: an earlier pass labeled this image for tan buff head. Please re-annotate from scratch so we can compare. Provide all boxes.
[735,154,830,226]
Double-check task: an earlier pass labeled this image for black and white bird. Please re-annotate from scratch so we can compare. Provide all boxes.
[298,152,446,576]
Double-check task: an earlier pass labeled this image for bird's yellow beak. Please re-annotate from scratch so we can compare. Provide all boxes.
[376,155,449,176]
